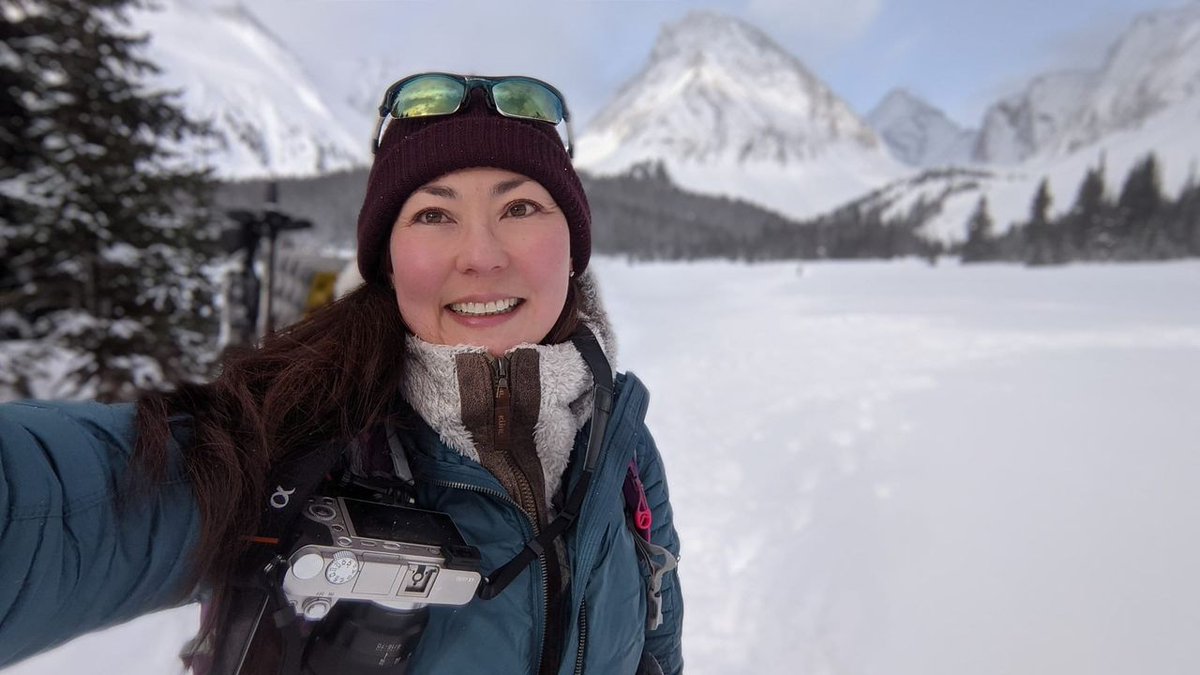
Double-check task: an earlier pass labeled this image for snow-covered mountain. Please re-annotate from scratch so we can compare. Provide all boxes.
[973,71,1096,164]
[975,4,1200,165]
[863,3,1200,243]
[867,89,977,168]
[132,0,368,179]
[574,11,907,221]
[1056,3,1200,153]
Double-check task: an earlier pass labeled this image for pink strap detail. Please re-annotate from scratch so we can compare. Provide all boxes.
[624,460,653,541]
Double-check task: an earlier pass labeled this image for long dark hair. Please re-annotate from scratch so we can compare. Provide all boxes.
[132,275,581,663]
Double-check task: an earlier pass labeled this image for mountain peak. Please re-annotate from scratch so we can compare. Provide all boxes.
[867,88,976,168]
[575,11,903,220]
[580,11,881,160]
[652,11,791,61]
[869,89,938,121]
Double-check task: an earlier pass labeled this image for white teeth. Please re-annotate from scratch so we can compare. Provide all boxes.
[449,298,521,316]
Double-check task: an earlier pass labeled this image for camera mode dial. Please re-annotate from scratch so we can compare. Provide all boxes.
[325,551,360,585]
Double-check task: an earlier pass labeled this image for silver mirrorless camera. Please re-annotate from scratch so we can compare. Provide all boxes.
[280,493,483,621]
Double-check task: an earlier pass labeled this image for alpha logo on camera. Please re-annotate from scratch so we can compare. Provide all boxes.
[271,486,297,509]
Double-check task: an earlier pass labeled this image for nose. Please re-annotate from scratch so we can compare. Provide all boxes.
[455,219,509,275]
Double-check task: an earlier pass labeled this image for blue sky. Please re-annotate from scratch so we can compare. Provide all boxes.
[229,0,1190,130]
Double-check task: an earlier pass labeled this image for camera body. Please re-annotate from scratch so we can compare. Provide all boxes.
[280,492,483,621]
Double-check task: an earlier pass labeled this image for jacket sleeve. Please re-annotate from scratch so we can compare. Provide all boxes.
[635,423,684,675]
[0,399,200,668]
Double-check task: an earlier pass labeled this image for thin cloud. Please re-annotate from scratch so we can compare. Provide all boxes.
[745,0,882,48]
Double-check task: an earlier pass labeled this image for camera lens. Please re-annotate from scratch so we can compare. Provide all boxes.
[303,602,429,674]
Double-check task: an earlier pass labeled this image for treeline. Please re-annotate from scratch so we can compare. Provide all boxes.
[961,153,1200,264]
[583,162,941,261]
[223,156,1199,268]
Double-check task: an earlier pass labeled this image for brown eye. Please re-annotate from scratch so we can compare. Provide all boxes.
[506,201,538,218]
[416,209,447,224]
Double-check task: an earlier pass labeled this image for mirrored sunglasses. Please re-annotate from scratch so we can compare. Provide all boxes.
[370,72,574,158]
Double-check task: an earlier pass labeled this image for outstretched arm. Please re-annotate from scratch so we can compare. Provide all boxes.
[0,400,199,668]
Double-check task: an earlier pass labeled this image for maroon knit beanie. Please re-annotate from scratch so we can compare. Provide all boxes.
[356,87,591,284]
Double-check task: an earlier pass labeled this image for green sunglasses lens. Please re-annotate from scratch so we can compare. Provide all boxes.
[491,79,564,123]
[392,75,465,118]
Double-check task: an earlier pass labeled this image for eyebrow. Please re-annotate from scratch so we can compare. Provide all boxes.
[415,178,530,200]
[416,184,457,199]
[491,178,529,196]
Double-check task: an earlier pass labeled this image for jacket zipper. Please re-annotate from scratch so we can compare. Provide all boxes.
[495,356,558,675]
[428,475,553,671]
[494,358,542,523]
[573,600,588,675]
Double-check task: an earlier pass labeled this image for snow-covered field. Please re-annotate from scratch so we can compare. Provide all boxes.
[7,258,1200,675]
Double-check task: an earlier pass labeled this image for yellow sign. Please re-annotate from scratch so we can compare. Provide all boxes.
[305,271,339,313]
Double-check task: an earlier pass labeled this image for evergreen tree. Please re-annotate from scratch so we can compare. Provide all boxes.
[1068,162,1110,258]
[961,196,995,263]
[1178,180,1200,256]
[1024,178,1056,265]
[0,0,218,401]
[1115,153,1164,254]
[1117,153,1163,224]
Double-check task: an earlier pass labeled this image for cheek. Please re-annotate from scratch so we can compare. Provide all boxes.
[521,226,571,332]
[389,235,448,324]
[522,226,572,284]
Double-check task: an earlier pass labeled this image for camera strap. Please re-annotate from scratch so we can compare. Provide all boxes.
[203,440,348,675]
[476,326,614,600]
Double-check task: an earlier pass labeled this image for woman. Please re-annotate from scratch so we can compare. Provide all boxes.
[0,74,683,674]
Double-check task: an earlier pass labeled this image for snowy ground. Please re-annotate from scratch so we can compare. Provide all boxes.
[6,258,1200,675]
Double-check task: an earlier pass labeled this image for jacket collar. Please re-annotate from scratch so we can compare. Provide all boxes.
[399,271,616,503]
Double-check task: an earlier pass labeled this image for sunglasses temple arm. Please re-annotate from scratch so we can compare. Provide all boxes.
[370,114,386,155]
[565,115,575,159]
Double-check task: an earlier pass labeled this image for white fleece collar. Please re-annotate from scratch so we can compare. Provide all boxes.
[398,271,616,502]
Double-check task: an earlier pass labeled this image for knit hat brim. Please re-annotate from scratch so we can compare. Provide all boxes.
[356,114,591,284]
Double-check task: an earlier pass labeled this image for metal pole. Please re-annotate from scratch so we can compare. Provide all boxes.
[265,220,277,335]
[262,181,279,338]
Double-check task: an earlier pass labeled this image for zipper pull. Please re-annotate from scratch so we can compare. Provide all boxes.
[495,355,510,394]
[494,356,511,452]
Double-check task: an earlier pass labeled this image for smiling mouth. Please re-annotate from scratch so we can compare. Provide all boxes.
[447,298,524,317]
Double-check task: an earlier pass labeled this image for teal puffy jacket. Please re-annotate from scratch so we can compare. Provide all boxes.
[0,399,200,666]
[0,373,683,674]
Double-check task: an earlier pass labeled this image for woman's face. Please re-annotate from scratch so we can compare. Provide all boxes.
[388,167,571,355]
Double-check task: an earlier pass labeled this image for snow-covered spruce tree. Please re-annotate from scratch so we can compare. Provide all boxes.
[1023,178,1056,266]
[960,196,995,263]
[0,0,219,401]
[1115,153,1166,257]
[1067,162,1113,259]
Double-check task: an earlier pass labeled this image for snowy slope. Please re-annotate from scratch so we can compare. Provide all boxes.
[975,3,1200,165]
[574,11,907,221]
[1053,3,1200,154]
[867,89,977,168]
[337,55,427,147]
[132,0,368,179]
[973,70,1096,164]
[874,79,1200,245]
[7,259,1200,675]
[868,3,1200,242]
